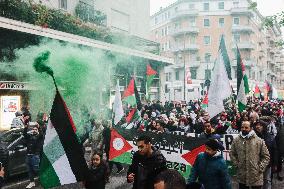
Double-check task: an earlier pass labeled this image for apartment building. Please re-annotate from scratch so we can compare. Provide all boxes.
[150,0,284,101]
[35,0,150,39]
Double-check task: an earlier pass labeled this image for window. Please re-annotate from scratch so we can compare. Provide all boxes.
[204,19,210,27]
[189,4,195,10]
[59,0,67,10]
[166,73,172,81]
[203,3,209,11]
[218,2,224,9]
[233,34,240,43]
[190,68,197,79]
[175,71,180,80]
[219,18,224,27]
[155,17,158,24]
[168,11,171,19]
[204,36,211,45]
[233,1,239,8]
[205,70,211,80]
[162,28,164,36]
[175,7,178,12]
[233,17,240,25]
[189,17,196,26]
[205,53,211,62]
[190,36,196,44]
[165,27,168,35]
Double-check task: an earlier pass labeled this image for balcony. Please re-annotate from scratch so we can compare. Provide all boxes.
[231,59,255,67]
[171,9,199,20]
[170,27,199,37]
[172,81,183,88]
[232,25,254,33]
[232,42,255,50]
[230,7,253,16]
[172,44,200,52]
[173,61,200,68]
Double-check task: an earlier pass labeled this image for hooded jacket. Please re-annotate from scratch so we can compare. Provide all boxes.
[229,130,270,186]
[188,152,231,189]
[127,147,167,189]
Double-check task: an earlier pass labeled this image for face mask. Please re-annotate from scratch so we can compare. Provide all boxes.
[242,131,249,136]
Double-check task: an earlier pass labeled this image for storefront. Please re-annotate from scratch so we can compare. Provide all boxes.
[0,81,32,130]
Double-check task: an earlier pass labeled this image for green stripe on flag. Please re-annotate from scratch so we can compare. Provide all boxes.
[123,95,136,106]
[238,101,246,112]
[147,75,155,89]
[40,153,61,188]
[43,135,65,164]
[243,75,249,94]
[111,151,132,164]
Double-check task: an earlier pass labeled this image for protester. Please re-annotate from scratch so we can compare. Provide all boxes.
[85,151,109,189]
[127,135,167,189]
[188,138,231,189]
[89,119,104,155]
[230,121,270,189]
[0,167,4,188]
[11,111,24,129]
[154,169,186,189]
[199,121,220,140]
[254,120,278,189]
[23,122,44,189]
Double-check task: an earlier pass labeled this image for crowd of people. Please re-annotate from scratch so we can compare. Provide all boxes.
[2,96,284,189]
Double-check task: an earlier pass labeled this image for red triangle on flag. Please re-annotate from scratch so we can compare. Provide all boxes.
[109,129,133,160]
[181,145,206,165]
[147,64,157,76]
[126,108,137,123]
[122,78,135,98]
[202,93,208,105]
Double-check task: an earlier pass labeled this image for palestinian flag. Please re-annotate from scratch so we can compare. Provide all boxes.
[236,47,249,112]
[201,92,208,109]
[220,35,232,80]
[146,64,157,99]
[123,78,141,124]
[39,91,89,188]
[254,84,260,98]
[122,78,136,106]
[125,108,140,123]
[109,127,206,178]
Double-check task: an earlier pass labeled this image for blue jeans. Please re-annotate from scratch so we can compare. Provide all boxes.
[26,154,40,181]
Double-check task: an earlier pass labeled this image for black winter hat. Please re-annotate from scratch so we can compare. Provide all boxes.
[205,139,222,151]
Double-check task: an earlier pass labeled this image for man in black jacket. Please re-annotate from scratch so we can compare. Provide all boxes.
[127,135,167,189]
[23,122,44,189]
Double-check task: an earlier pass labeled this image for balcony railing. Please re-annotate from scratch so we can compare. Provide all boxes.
[232,42,255,50]
[232,25,254,33]
[231,59,255,67]
[230,7,253,16]
[172,44,200,52]
[170,27,199,36]
[171,9,199,20]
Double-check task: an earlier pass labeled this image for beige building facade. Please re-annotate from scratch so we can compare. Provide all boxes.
[35,0,150,39]
[151,0,284,101]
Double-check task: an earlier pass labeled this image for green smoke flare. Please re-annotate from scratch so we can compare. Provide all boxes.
[33,51,54,76]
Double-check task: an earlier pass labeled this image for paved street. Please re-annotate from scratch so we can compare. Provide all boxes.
[2,164,284,189]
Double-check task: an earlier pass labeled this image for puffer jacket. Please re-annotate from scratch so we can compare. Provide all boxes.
[127,147,167,189]
[188,152,232,189]
[89,124,104,151]
[229,131,270,186]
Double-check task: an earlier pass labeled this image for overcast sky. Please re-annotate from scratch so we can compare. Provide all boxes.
[150,0,284,17]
